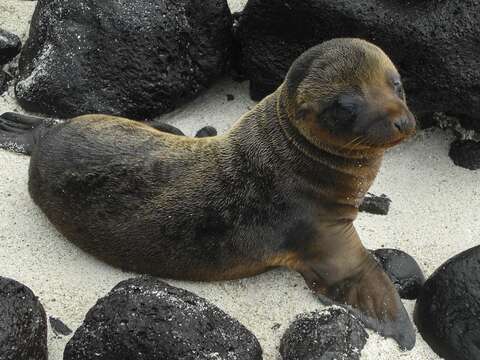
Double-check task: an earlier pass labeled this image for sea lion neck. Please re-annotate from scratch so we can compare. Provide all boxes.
[224,87,384,214]
[270,88,384,211]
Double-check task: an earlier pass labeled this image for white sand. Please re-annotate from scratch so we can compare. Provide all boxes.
[1,1,479,359]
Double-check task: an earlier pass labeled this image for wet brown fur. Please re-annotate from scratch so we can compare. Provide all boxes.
[28,39,416,349]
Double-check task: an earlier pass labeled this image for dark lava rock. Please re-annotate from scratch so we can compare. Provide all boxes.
[49,316,72,336]
[64,277,262,360]
[0,276,48,360]
[373,248,425,300]
[280,307,368,360]
[235,0,480,121]
[16,0,233,119]
[359,193,391,215]
[0,28,21,65]
[449,139,480,170]
[414,246,480,360]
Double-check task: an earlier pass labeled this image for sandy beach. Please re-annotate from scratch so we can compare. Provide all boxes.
[1,1,479,359]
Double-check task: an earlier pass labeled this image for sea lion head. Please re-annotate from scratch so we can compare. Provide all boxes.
[283,38,416,152]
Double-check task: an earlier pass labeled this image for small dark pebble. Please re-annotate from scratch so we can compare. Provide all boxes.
[0,28,22,65]
[226,94,235,101]
[195,125,217,138]
[280,307,368,360]
[49,316,72,336]
[359,193,391,215]
[271,323,281,331]
[372,248,425,299]
[448,139,480,170]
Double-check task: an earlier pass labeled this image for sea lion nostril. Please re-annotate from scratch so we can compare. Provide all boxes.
[393,117,412,134]
[394,121,403,133]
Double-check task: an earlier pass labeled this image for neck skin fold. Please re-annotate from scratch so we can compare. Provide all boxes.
[227,85,385,219]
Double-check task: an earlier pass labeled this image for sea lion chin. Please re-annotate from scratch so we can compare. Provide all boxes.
[0,38,416,349]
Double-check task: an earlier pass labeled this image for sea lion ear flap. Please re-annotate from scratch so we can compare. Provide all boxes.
[297,102,320,121]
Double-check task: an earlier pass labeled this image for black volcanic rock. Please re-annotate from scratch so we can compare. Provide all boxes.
[280,307,368,360]
[0,277,48,360]
[449,139,480,170]
[414,246,480,360]
[64,277,262,360]
[16,0,233,119]
[373,248,425,300]
[235,0,480,123]
[0,28,21,65]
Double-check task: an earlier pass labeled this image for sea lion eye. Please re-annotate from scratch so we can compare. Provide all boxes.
[332,94,358,122]
[332,100,356,121]
[393,80,404,98]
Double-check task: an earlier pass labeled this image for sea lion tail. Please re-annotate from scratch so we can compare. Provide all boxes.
[0,112,58,155]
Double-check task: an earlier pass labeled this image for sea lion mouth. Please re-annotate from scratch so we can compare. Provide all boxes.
[339,134,410,152]
[381,136,408,148]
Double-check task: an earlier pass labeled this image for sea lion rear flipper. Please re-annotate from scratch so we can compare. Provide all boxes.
[0,112,49,155]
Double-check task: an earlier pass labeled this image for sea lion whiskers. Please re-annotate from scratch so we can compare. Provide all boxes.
[341,136,363,150]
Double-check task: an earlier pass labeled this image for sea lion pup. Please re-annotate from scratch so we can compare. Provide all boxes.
[0,38,416,349]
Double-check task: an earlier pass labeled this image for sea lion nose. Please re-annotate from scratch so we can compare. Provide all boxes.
[393,114,416,135]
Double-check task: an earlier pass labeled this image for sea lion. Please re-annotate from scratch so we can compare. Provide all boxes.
[0,38,416,349]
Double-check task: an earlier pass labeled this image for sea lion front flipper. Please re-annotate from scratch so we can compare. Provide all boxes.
[0,112,48,155]
[147,121,186,136]
[297,224,415,350]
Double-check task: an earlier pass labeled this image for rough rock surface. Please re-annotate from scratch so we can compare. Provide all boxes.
[235,0,480,121]
[359,193,391,215]
[64,277,262,360]
[414,245,480,360]
[449,140,480,170]
[373,248,425,300]
[0,276,48,360]
[280,307,368,360]
[0,28,21,65]
[16,0,233,119]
